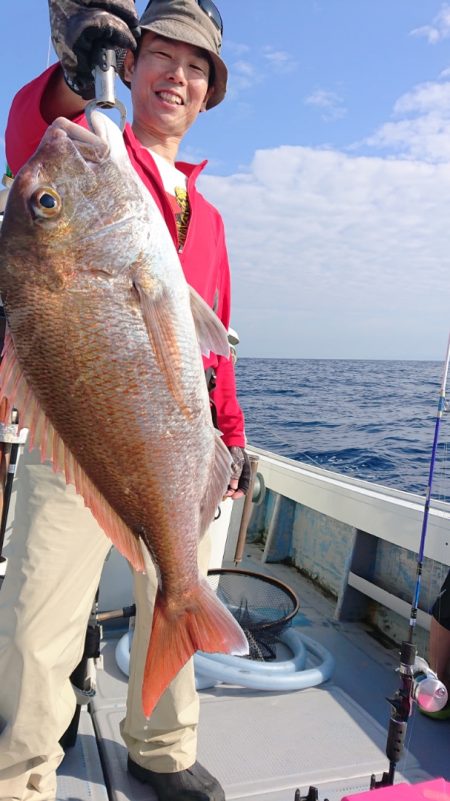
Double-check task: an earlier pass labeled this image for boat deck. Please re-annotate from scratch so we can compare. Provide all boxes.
[56,545,449,801]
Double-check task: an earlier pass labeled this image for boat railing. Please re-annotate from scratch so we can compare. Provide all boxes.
[244,446,450,640]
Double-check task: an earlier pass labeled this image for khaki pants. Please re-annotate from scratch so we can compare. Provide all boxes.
[0,448,232,801]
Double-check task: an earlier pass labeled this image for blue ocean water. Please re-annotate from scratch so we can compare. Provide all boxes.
[235,358,450,496]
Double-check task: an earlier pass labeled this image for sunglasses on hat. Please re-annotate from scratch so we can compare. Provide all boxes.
[143,0,223,35]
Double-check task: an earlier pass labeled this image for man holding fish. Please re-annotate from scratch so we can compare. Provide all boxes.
[0,1,249,799]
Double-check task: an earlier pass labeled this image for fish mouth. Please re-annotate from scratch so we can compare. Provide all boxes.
[48,117,111,164]
[48,112,127,167]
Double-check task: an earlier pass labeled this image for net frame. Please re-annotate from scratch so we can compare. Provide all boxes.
[207,567,300,634]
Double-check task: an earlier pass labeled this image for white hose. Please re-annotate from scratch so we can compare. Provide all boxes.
[115,627,334,692]
[194,628,309,690]
[115,630,132,677]
[115,627,305,679]
[114,629,218,689]
[194,629,334,690]
[195,628,307,673]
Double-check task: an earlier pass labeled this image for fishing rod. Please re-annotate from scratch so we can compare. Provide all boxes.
[371,333,450,790]
[294,339,450,800]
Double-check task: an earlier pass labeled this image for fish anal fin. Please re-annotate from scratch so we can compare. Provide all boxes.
[189,287,230,359]
[0,335,145,572]
[142,580,248,718]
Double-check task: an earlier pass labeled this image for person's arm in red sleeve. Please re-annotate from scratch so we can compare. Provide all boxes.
[6,0,138,176]
[212,355,246,448]
[211,242,249,498]
[6,64,87,176]
[209,222,246,449]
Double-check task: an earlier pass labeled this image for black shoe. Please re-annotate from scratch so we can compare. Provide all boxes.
[127,756,226,801]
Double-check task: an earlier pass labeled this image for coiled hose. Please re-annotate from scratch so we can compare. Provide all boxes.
[115,627,335,691]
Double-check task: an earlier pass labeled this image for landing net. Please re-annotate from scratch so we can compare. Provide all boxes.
[207,568,299,661]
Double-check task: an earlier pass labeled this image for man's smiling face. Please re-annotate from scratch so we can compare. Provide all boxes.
[124,32,213,142]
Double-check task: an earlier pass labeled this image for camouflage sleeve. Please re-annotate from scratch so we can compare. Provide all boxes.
[48,0,139,98]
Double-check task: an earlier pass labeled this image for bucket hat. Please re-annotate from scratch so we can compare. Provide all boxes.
[124,0,227,109]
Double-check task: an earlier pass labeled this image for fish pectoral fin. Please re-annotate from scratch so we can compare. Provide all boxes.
[142,580,249,718]
[200,432,232,534]
[189,287,230,358]
[0,334,145,573]
[135,280,193,417]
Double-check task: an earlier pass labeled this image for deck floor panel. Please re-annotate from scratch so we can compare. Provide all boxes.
[57,709,108,801]
[89,639,428,801]
[92,705,159,801]
[198,687,428,800]
[56,550,447,799]
[91,679,427,801]
[238,548,450,782]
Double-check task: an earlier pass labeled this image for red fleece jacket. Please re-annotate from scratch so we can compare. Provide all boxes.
[5,65,245,447]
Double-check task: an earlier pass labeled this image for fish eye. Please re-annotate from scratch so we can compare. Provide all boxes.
[30,187,62,219]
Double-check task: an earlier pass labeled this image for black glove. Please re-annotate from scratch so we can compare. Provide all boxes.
[49,0,139,99]
[228,446,251,496]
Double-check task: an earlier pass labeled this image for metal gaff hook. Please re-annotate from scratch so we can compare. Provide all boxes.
[85,46,127,132]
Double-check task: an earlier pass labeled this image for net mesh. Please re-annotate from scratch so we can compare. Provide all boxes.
[207,568,299,661]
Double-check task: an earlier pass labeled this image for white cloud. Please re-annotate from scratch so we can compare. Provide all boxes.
[393,81,450,114]
[229,59,260,93]
[410,4,450,43]
[233,60,256,79]
[225,44,297,101]
[199,43,450,359]
[263,46,297,73]
[224,41,251,57]
[199,146,450,359]
[367,115,450,162]
[305,89,347,121]
[365,77,450,162]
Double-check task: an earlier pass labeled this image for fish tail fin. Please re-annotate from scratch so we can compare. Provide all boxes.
[142,579,248,718]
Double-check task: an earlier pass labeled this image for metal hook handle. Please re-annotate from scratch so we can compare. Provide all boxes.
[85,94,127,132]
[85,47,127,132]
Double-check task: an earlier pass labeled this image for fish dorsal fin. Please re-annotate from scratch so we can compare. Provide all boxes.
[199,431,232,536]
[189,287,230,358]
[0,335,145,572]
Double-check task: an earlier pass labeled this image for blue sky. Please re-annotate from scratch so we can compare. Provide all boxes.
[2,1,450,359]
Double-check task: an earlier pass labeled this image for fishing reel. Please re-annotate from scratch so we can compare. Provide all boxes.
[371,641,448,790]
[412,655,448,713]
[392,643,448,715]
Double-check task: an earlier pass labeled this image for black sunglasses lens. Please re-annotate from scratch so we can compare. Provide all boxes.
[197,0,223,34]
